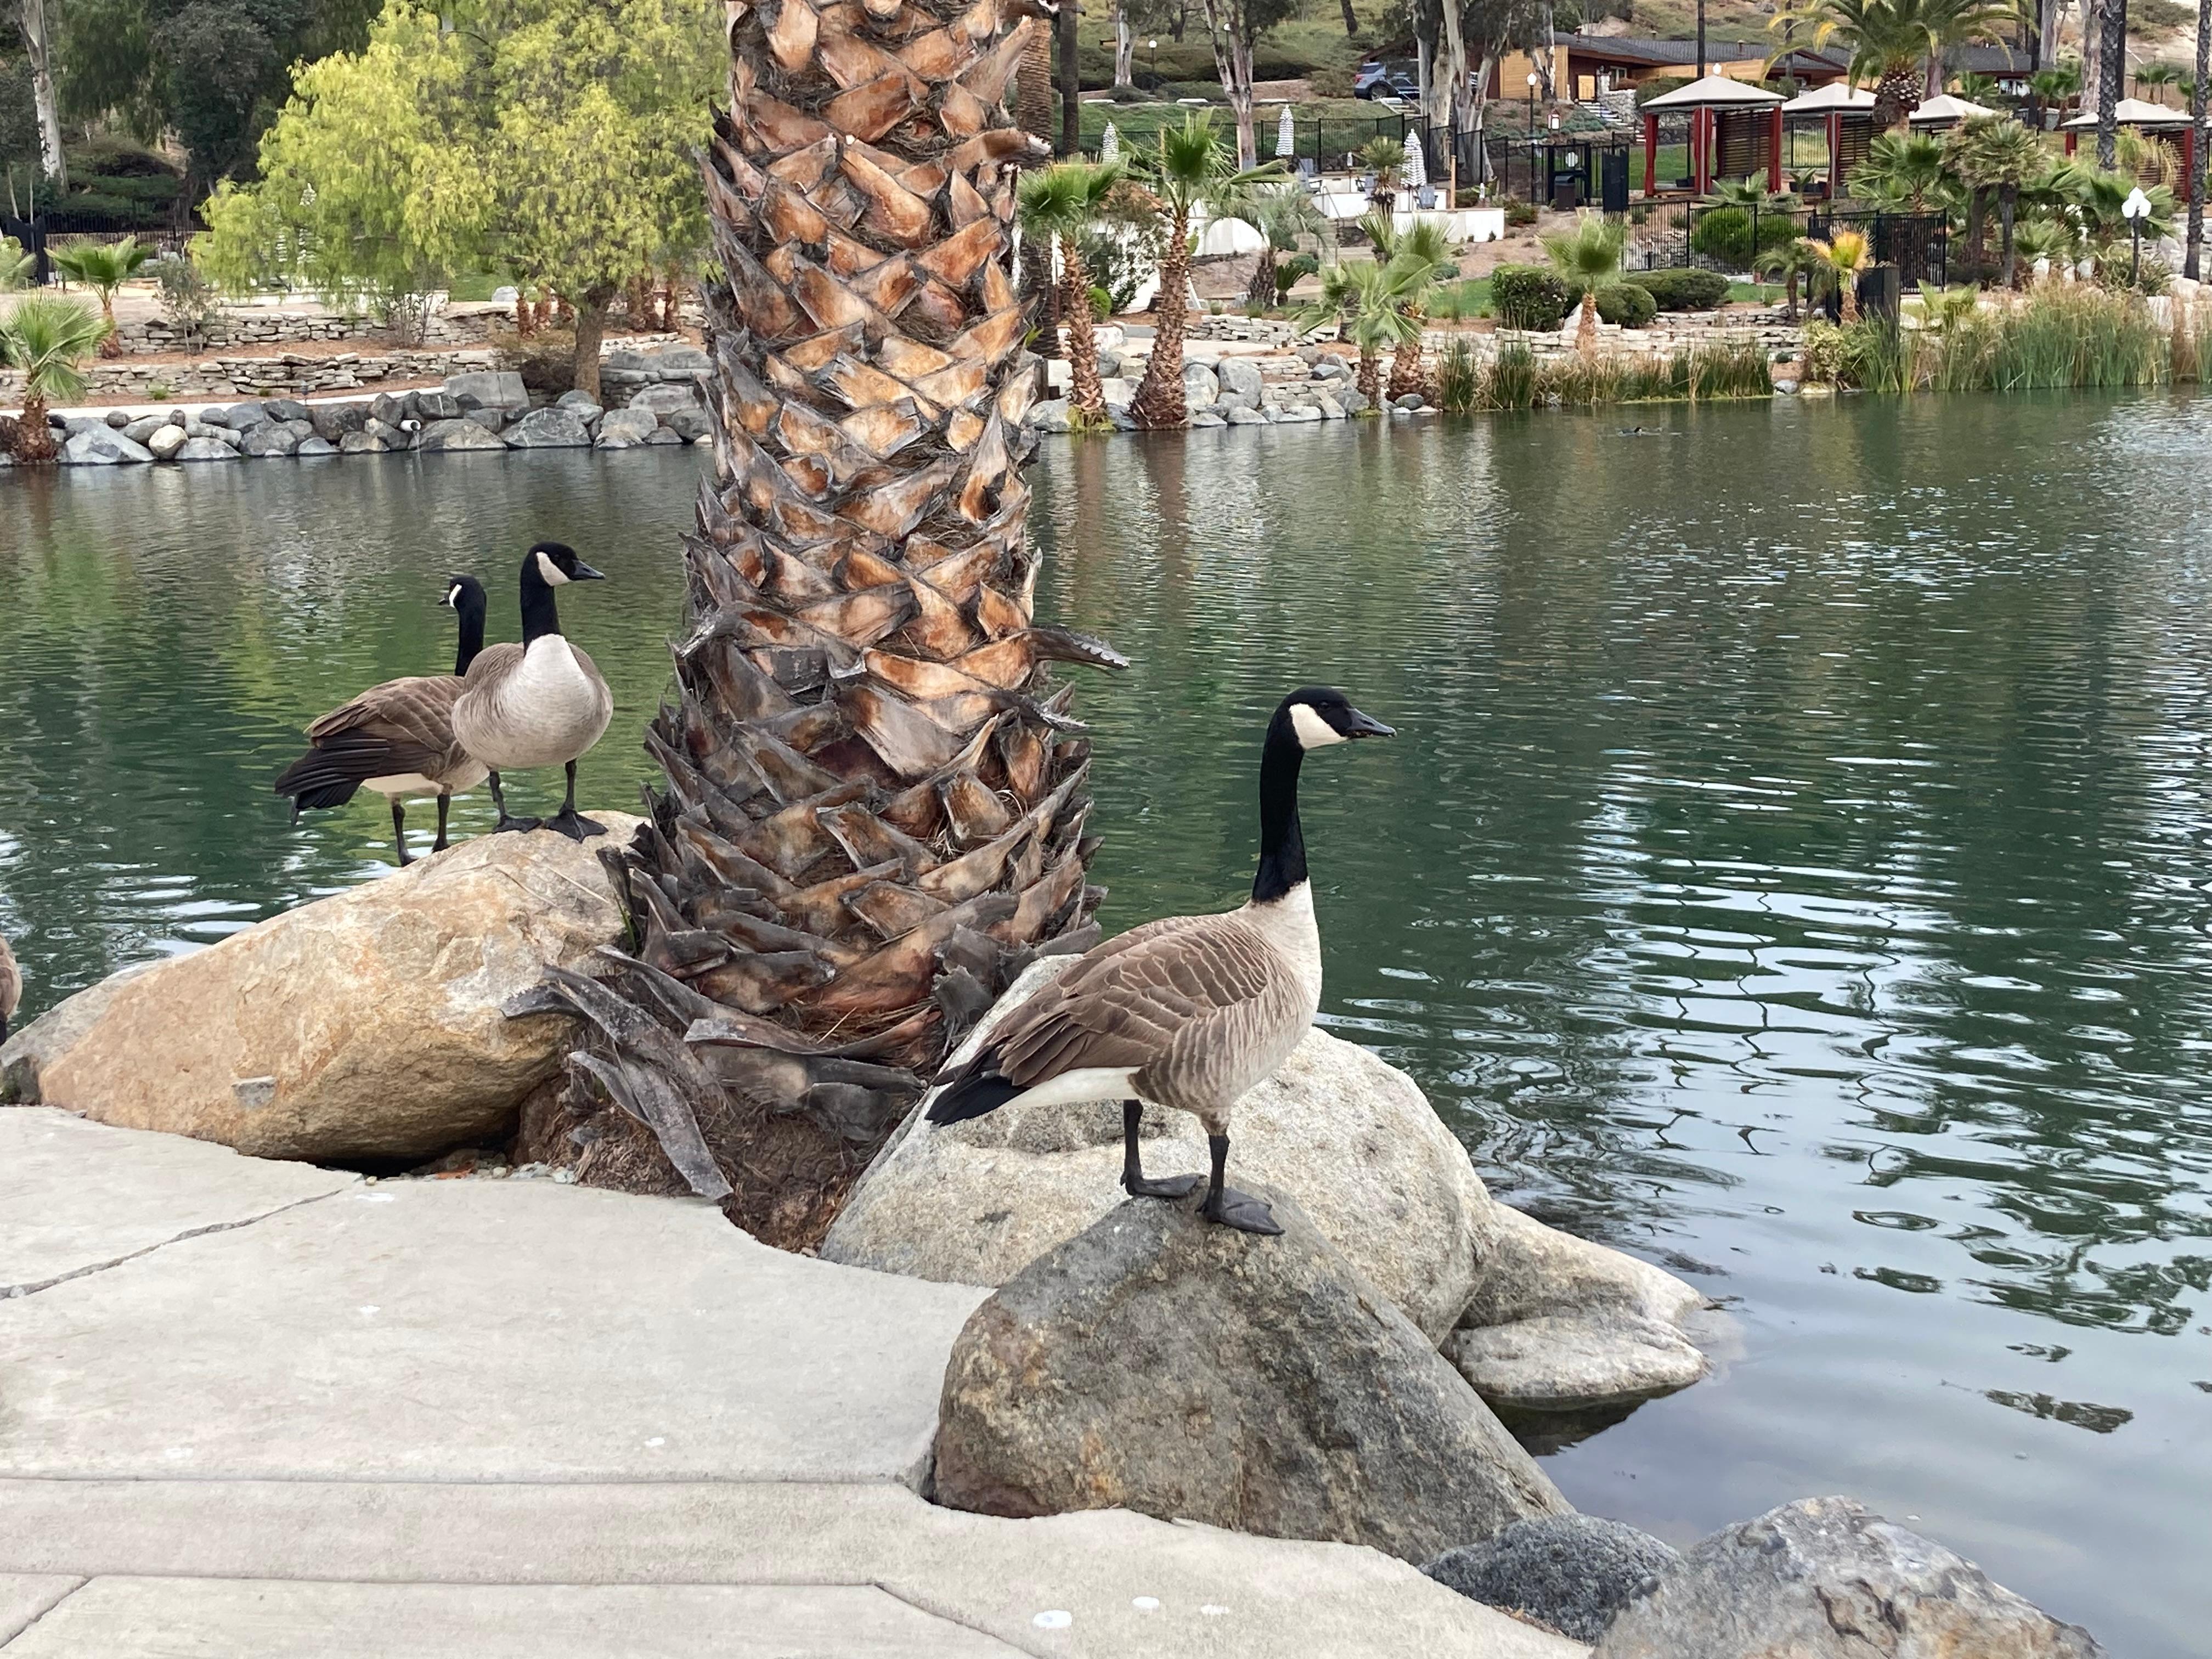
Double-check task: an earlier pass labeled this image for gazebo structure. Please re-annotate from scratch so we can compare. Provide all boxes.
[1641,75,1785,198]
[1780,81,1877,198]
[1905,92,1995,131]
[2062,97,2196,180]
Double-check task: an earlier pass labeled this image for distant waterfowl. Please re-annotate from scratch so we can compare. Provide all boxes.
[273,575,492,867]
[0,933,18,1043]
[451,541,614,840]
[928,686,1396,1234]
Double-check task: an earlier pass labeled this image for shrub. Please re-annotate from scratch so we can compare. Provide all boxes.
[1504,199,1539,227]
[1637,75,1692,105]
[1799,320,1847,382]
[1435,336,1479,411]
[154,253,222,353]
[1275,251,1318,303]
[1491,264,1571,330]
[1635,267,1731,311]
[1595,281,1656,328]
[1688,206,1801,269]
[1309,65,1355,98]
[1488,341,1541,408]
[1106,83,1149,104]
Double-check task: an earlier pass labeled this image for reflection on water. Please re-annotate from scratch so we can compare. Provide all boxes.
[4,399,2211,1654]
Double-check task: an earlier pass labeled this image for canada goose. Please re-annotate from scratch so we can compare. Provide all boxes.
[928,686,1396,1234]
[451,541,614,840]
[273,575,492,867]
[0,933,18,1044]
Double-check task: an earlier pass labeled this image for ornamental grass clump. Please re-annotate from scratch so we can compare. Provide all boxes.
[1434,336,1480,412]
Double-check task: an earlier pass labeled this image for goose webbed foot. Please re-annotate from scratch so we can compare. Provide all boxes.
[545,808,605,842]
[487,772,540,834]
[1200,1132,1283,1235]
[1121,1099,1203,1200]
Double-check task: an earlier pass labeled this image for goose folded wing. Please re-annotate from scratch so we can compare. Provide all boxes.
[280,677,464,792]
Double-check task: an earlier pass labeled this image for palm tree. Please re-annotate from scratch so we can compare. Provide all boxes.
[1853,129,1958,210]
[1359,134,1409,215]
[50,236,153,357]
[1,236,35,290]
[1942,115,2049,284]
[1361,212,1452,396]
[2027,63,2079,127]
[1218,182,1328,308]
[1541,211,1627,353]
[2136,60,2185,105]
[1127,111,1278,428]
[531,0,1127,1248]
[1807,228,1872,319]
[1018,160,1125,422]
[1705,168,1795,208]
[1770,0,2021,129]
[0,294,107,462]
[2188,0,2209,278]
[1756,235,1822,316]
[1296,254,1431,405]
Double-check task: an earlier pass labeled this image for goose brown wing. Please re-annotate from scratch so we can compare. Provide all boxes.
[993,917,1278,1090]
[279,675,469,795]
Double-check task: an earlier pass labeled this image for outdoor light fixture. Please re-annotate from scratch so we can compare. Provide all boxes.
[2123,185,2152,286]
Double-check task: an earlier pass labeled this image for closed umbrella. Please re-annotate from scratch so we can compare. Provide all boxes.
[1101,121,1120,160]
[1402,139,1427,193]
[1276,105,1295,159]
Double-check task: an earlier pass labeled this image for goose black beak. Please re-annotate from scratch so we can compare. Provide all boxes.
[1340,707,1395,739]
[572,561,607,581]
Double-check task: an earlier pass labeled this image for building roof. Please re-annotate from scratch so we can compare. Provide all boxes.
[1641,73,1787,110]
[1906,93,1995,123]
[1780,81,1877,114]
[2062,96,2192,129]
[1567,35,1849,77]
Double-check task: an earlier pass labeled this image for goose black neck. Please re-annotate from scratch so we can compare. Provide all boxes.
[520,566,563,646]
[1252,716,1307,905]
[453,597,487,675]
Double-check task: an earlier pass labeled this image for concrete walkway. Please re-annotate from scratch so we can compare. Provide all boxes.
[0,1108,1582,1658]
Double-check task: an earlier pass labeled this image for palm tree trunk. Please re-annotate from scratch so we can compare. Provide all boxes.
[530,0,1117,1249]
[1965,187,1987,280]
[2190,0,2210,278]
[98,293,122,358]
[1114,0,1135,86]
[1131,213,1194,426]
[1063,241,1108,417]
[1386,336,1425,398]
[1340,0,1357,35]
[1247,245,1277,307]
[15,392,55,462]
[2000,186,2019,286]
[2095,0,2125,167]
[1357,347,1380,403]
[1841,274,1860,324]
[1058,0,1081,156]
[1575,289,1598,353]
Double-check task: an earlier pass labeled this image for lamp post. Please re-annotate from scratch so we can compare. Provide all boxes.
[1147,37,1158,89]
[1527,71,1539,205]
[2123,185,2152,286]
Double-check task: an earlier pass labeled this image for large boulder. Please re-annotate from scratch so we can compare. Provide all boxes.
[240,423,299,458]
[821,962,1497,1343]
[645,343,712,378]
[173,435,241,461]
[2,817,642,1162]
[1182,360,1218,409]
[594,406,659,447]
[145,424,188,460]
[308,402,368,442]
[1217,356,1265,405]
[417,417,510,453]
[503,406,594,448]
[625,382,702,416]
[443,369,529,414]
[1425,1514,1679,1642]
[1593,1497,2105,1658]
[1446,1205,1707,1412]
[59,427,153,465]
[932,1193,1569,1564]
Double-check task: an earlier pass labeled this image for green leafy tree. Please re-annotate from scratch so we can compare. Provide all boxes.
[1194,0,1300,167]
[0,291,106,461]
[1017,160,1125,422]
[50,234,153,353]
[1768,0,2022,129]
[1542,210,1626,353]
[1853,129,1959,210]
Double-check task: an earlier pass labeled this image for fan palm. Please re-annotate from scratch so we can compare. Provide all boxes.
[2062,162,2176,236]
[2027,64,2078,126]
[0,293,107,462]
[1756,235,1822,317]
[1359,134,1409,213]
[523,0,1128,1246]
[1542,211,1627,353]
[1853,130,1959,210]
[1362,212,1452,396]
[1914,279,1979,328]
[2136,61,2185,104]
[1296,253,1433,405]
[1218,181,1328,307]
[1806,228,1873,320]
[1018,160,1125,422]
[1769,0,2021,129]
[1942,115,2049,284]
[1705,168,1795,208]
[49,236,152,357]
[1126,110,1280,428]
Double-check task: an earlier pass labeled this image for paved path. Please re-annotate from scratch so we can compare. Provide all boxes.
[0,1109,1581,1657]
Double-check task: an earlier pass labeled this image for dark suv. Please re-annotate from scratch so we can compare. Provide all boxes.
[1353,61,1418,101]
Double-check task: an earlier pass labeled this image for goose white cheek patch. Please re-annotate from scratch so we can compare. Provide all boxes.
[1289,703,1346,748]
[535,550,571,585]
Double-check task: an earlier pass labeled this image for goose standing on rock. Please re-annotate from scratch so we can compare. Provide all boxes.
[451,541,613,840]
[273,575,492,867]
[0,933,18,1044]
[928,686,1396,1234]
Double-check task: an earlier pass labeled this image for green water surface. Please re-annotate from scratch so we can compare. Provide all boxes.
[3,398,2209,1655]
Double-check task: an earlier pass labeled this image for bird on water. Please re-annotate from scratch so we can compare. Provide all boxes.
[450,541,614,839]
[272,575,492,867]
[927,686,1396,1234]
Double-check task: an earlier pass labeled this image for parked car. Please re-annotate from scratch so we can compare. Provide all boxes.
[1354,61,1419,102]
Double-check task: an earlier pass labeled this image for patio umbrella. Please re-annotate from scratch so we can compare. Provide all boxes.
[1101,121,1119,160]
[1402,139,1426,193]
[1276,105,1295,159]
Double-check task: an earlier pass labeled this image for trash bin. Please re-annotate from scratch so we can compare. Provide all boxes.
[1551,179,1579,213]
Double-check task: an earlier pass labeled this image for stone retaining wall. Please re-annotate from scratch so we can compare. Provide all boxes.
[113,308,497,355]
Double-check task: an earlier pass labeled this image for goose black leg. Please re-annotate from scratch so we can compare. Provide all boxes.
[545,760,605,841]
[1201,1133,1282,1235]
[487,771,540,834]
[432,793,452,852]
[1121,1099,1201,1200]
[389,797,412,867]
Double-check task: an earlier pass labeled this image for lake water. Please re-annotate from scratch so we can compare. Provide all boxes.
[5,399,2210,1655]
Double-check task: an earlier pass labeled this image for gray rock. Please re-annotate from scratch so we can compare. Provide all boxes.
[1337,386,1371,415]
[659,406,712,442]
[932,1193,1568,1564]
[207,401,266,430]
[1313,358,1351,381]
[1425,1515,1679,1642]
[308,402,368,442]
[643,425,685,444]
[1188,410,1227,426]
[1392,392,1426,410]
[1181,360,1218,408]
[646,343,712,379]
[362,416,407,448]
[202,422,244,447]
[1593,1497,2105,1659]
[1096,348,1124,379]
[1217,357,1264,403]
[1317,395,1346,419]
[416,418,509,453]
[555,389,603,413]
[1096,375,1135,409]
[504,407,594,448]
[240,424,300,458]
[294,435,338,456]
[465,408,509,435]
[625,382,702,416]
[121,414,169,445]
[60,427,155,465]
[338,431,389,454]
[443,369,529,414]
[145,425,189,461]
[413,390,463,421]
[280,419,316,441]
[369,391,408,427]
[105,408,132,428]
[1225,404,1267,425]
[173,435,242,462]
[1274,404,1322,422]
[61,414,109,437]
[1446,1205,1706,1412]
[595,406,659,447]
[261,398,311,425]
[600,348,651,375]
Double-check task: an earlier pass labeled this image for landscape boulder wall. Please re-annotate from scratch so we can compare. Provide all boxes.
[1446,1203,1709,1412]
[821,963,1498,1344]
[0,817,641,1160]
[932,1192,1572,1564]
[1593,1497,2106,1658]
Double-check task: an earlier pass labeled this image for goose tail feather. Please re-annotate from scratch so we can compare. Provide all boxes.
[926,1047,1024,1124]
